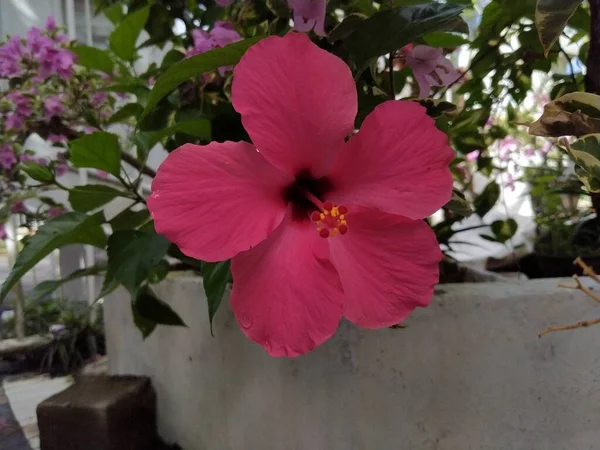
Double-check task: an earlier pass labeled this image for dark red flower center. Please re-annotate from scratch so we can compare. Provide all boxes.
[283,170,349,238]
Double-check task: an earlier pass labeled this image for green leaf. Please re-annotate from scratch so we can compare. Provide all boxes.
[444,189,473,217]
[535,0,582,57]
[108,103,144,124]
[346,4,466,71]
[133,285,186,333]
[423,31,469,47]
[21,162,53,182]
[566,134,600,192]
[473,181,500,218]
[109,6,150,61]
[491,219,518,243]
[202,261,231,336]
[72,45,114,73]
[103,3,124,24]
[109,208,150,231]
[27,264,107,304]
[328,14,367,43]
[411,98,457,117]
[132,118,212,153]
[131,300,156,338]
[148,260,170,284]
[69,185,130,213]
[98,270,121,300]
[70,132,122,177]
[141,37,263,121]
[0,212,106,301]
[105,229,171,296]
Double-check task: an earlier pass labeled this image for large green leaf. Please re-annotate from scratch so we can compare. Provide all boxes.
[132,285,186,338]
[140,37,263,121]
[535,0,583,57]
[202,261,231,336]
[346,3,466,71]
[0,212,106,301]
[69,185,131,213]
[109,208,150,231]
[133,118,212,153]
[70,132,122,177]
[105,229,171,296]
[109,6,150,61]
[73,45,114,73]
[27,264,107,304]
[108,103,144,124]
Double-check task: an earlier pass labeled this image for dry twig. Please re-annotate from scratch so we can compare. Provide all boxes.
[539,317,600,337]
[539,258,600,337]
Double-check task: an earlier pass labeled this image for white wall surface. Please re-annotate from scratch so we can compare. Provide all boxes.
[105,276,600,450]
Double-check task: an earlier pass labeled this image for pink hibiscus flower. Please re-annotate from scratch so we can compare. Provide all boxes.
[148,33,453,357]
[403,44,460,98]
[288,0,326,36]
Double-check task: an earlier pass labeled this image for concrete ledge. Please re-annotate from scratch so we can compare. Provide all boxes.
[105,277,600,450]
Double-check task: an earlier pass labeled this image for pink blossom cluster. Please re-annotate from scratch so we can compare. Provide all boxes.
[0,17,113,232]
[0,17,75,80]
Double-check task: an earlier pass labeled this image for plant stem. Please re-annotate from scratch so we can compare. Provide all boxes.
[388,52,395,98]
[121,152,156,178]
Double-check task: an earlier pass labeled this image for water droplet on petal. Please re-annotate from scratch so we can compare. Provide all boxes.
[263,339,272,353]
[239,315,253,329]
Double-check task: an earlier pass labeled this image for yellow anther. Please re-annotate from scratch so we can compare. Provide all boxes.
[331,207,339,217]
[339,215,345,220]
[319,213,325,220]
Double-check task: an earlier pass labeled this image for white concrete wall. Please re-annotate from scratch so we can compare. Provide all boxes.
[105,276,600,450]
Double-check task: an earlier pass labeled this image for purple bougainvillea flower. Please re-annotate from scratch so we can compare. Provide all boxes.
[38,47,76,79]
[0,224,7,241]
[148,34,453,357]
[10,201,27,214]
[5,113,24,131]
[288,0,326,36]
[0,145,17,170]
[187,25,241,77]
[7,92,32,118]
[187,21,241,76]
[48,207,66,218]
[46,16,57,32]
[91,92,108,108]
[47,134,67,145]
[44,96,64,119]
[0,36,24,77]
[403,44,460,98]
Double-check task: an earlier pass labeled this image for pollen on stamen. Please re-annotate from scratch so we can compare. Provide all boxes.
[310,202,350,239]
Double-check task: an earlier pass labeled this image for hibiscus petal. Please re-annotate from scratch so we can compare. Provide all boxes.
[232,33,357,177]
[328,101,454,219]
[231,211,344,357]
[329,208,441,328]
[148,142,292,262]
